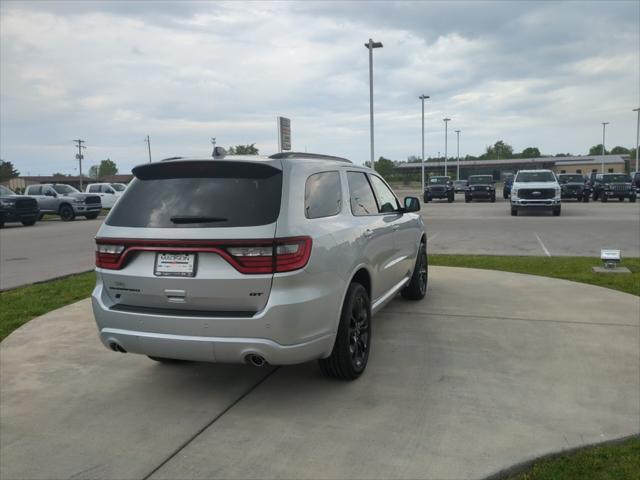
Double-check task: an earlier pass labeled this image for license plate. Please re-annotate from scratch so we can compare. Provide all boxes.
[154,253,197,277]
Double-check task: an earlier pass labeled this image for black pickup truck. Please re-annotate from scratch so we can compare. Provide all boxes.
[0,185,40,227]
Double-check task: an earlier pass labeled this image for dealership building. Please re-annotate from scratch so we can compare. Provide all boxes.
[394,154,630,180]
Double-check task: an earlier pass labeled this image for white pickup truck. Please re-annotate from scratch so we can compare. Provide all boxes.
[85,183,127,209]
[510,169,561,216]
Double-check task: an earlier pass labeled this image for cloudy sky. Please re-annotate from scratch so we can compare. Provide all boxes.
[1,0,638,175]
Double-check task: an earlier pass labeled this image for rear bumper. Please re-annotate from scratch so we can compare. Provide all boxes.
[91,273,341,365]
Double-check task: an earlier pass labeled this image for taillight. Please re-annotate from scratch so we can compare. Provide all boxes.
[96,244,125,269]
[94,237,312,274]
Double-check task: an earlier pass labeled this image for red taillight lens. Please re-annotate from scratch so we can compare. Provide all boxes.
[94,237,312,274]
[96,244,125,269]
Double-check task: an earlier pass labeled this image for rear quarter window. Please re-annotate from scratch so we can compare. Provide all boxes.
[106,161,282,228]
[304,171,342,219]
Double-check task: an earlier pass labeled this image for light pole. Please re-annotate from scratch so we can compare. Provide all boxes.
[419,95,430,189]
[443,118,451,176]
[364,38,383,171]
[633,108,640,172]
[601,122,609,173]
[455,130,461,179]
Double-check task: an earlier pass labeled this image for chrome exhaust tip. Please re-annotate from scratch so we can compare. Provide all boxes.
[246,354,267,367]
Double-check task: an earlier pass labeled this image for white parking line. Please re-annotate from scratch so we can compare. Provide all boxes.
[534,232,551,257]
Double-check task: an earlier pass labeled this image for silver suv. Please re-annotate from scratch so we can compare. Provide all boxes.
[92,152,427,380]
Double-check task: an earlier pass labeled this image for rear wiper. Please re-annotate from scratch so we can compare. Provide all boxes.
[170,216,228,224]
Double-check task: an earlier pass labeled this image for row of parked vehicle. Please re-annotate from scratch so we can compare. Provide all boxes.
[0,182,127,228]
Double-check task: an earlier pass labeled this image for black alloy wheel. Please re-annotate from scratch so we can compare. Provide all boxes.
[59,204,75,221]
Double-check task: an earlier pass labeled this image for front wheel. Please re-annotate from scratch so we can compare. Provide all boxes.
[59,204,75,221]
[510,206,518,216]
[601,195,608,203]
[447,193,454,203]
[21,219,37,226]
[85,213,99,220]
[630,195,637,203]
[553,207,561,216]
[490,195,496,203]
[401,241,428,300]
[423,194,430,203]
[319,283,371,380]
[465,196,471,203]
[583,195,590,203]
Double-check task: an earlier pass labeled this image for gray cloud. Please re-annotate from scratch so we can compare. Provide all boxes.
[0,0,638,175]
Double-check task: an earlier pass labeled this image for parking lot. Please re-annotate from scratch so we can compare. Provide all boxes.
[2,267,637,479]
[2,191,638,290]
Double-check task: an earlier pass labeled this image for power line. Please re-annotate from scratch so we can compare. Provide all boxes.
[73,139,86,190]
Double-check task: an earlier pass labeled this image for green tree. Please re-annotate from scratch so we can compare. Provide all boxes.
[521,147,541,158]
[610,146,630,155]
[407,155,421,163]
[482,140,514,160]
[588,144,609,155]
[0,160,20,181]
[375,156,396,179]
[228,144,259,155]
[52,172,67,177]
[88,159,118,180]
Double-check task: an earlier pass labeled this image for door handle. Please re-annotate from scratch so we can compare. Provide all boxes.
[363,229,374,238]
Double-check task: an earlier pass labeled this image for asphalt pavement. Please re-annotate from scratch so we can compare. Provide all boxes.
[2,267,638,480]
[1,193,639,290]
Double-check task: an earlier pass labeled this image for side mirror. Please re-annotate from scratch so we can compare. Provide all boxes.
[403,196,420,213]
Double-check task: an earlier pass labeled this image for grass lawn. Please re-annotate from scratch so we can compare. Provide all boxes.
[0,271,95,341]
[505,436,639,480]
[431,255,640,297]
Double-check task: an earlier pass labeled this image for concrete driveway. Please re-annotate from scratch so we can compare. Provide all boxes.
[1,267,638,480]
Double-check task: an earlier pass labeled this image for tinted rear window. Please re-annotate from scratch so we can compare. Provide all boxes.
[106,161,282,228]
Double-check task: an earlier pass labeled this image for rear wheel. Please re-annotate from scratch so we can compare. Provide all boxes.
[465,196,471,203]
[490,194,496,203]
[630,195,637,203]
[423,193,430,202]
[583,195,590,203]
[447,193,454,203]
[319,283,371,380]
[59,204,75,221]
[618,197,624,202]
[401,241,428,300]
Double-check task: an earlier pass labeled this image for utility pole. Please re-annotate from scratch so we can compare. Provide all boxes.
[145,135,152,163]
[443,118,451,176]
[601,122,609,173]
[633,108,639,173]
[455,130,461,180]
[364,38,383,171]
[419,95,430,190]
[73,139,86,190]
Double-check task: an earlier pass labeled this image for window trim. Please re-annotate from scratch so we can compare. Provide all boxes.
[367,173,401,214]
[304,170,343,220]
[346,170,380,217]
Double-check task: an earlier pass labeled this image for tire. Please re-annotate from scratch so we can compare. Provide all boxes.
[511,206,518,216]
[318,283,371,380]
[553,207,561,216]
[503,192,508,199]
[59,204,75,221]
[21,219,36,226]
[423,193,430,203]
[583,195,590,203]
[38,214,44,220]
[0,222,4,228]
[601,195,607,203]
[465,196,471,203]
[447,193,454,203]
[630,195,637,203]
[85,213,99,220]
[618,197,624,202]
[490,195,496,203]
[577,195,583,202]
[401,242,428,300]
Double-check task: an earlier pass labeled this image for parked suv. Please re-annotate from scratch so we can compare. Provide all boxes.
[92,153,427,380]
[424,176,454,202]
[628,171,640,190]
[86,182,127,208]
[0,185,40,227]
[24,183,102,221]
[465,175,496,202]
[591,173,637,202]
[510,169,561,216]
[557,174,590,202]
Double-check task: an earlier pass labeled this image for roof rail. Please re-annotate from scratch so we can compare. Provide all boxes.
[269,152,352,163]
[161,156,183,162]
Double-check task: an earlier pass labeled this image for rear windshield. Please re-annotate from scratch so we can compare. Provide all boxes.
[515,171,556,183]
[429,177,449,184]
[602,174,631,183]
[558,175,583,183]
[468,176,493,184]
[106,161,282,228]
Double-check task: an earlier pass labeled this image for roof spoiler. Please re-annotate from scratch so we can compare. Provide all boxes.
[269,152,351,163]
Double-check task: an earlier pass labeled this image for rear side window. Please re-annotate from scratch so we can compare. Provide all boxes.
[106,161,282,228]
[347,172,378,216]
[89,185,100,193]
[29,186,42,195]
[305,171,342,219]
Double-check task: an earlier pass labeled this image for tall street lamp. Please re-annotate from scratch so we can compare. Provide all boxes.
[364,38,383,171]
[443,118,451,176]
[633,108,640,173]
[419,95,430,189]
[601,122,609,173]
[455,130,461,180]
